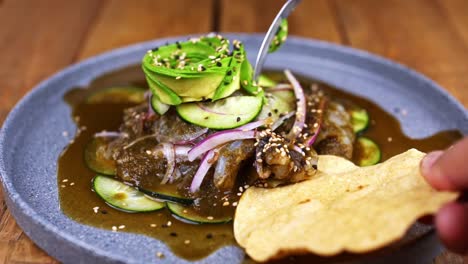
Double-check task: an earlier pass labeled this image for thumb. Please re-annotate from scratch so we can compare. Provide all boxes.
[421,137,468,191]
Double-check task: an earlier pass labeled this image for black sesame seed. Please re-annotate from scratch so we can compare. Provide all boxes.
[101,210,108,215]
[204,116,209,120]
[268,112,272,117]
[170,232,178,237]
[236,117,241,122]
[151,47,159,51]
[226,70,232,76]
[176,41,182,49]
[296,99,300,102]
[224,81,230,85]
[312,164,318,170]
[162,224,168,228]
[206,233,213,239]
[201,66,206,71]
[216,62,222,67]
[274,109,279,113]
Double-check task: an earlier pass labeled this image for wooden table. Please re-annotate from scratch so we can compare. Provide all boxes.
[0,0,466,263]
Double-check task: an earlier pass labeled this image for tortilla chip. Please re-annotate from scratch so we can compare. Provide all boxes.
[234,149,458,262]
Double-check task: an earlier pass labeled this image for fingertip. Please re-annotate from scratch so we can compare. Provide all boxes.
[435,202,468,254]
[420,151,456,190]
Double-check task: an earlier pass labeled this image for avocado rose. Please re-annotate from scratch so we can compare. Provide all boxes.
[142,34,260,105]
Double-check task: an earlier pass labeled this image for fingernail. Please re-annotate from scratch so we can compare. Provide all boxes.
[421,151,443,175]
[421,151,452,190]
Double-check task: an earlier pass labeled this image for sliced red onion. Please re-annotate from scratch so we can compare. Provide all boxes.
[174,128,209,144]
[187,130,256,162]
[190,149,217,193]
[237,120,266,131]
[292,145,304,154]
[94,131,126,138]
[269,83,293,91]
[284,70,306,139]
[174,144,192,157]
[306,124,321,146]
[306,99,326,146]
[160,143,175,184]
[144,90,152,99]
[271,111,295,131]
[123,134,155,150]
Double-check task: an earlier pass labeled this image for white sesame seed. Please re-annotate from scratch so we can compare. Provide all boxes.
[387,137,393,142]
[167,221,172,227]
[156,252,164,258]
[175,76,181,80]
[146,150,152,155]
[232,202,238,207]
[184,240,191,244]
[61,185,66,188]
[207,216,214,220]
[118,225,126,229]
[70,182,75,186]
[223,201,230,206]
[112,226,117,231]
[150,224,157,227]
[62,179,69,183]
[93,207,99,213]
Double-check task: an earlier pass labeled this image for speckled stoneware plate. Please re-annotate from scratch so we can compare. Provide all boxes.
[0,34,467,264]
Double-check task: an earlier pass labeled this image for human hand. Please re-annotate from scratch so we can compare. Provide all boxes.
[421,137,468,254]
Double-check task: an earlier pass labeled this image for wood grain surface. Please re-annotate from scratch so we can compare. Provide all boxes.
[0,0,466,263]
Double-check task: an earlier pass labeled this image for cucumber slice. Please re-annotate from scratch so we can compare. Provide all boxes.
[167,202,232,224]
[84,137,116,176]
[257,90,295,121]
[355,137,381,167]
[176,95,263,129]
[86,87,146,104]
[150,95,170,115]
[93,175,166,213]
[138,187,194,205]
[258,75,277,88]
[351,108,369,133]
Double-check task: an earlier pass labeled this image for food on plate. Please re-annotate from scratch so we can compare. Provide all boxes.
[234,149,458,262]
[58,32,462,260]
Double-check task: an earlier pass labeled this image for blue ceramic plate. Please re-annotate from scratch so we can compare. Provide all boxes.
[1,34,467,264]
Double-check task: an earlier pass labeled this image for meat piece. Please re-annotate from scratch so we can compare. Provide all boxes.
[152,109,208,143]
[213,140,255,190]
[121,104,157,139]
[113,140,165,185]
[313,101,355,159]
[255,130,318,186]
